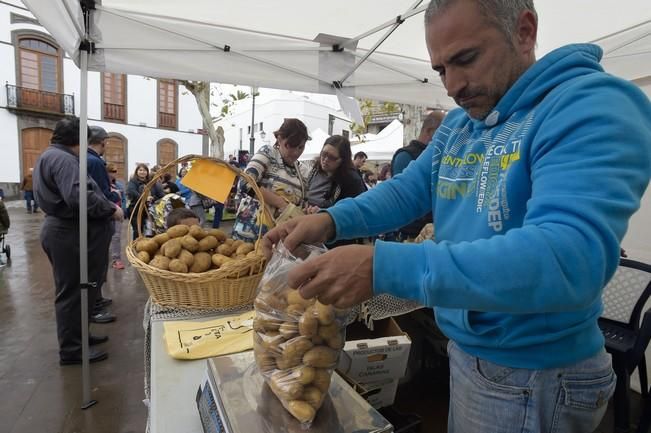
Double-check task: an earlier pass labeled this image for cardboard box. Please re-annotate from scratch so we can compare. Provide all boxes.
[363,378,400,409]
[337,317,412,386]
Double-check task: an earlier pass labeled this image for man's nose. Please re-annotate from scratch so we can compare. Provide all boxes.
[443,70,467,99]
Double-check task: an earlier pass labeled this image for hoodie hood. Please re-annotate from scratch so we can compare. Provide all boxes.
[472,44,605,130]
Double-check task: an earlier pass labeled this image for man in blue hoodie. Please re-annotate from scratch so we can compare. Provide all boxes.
[264,0,651,431]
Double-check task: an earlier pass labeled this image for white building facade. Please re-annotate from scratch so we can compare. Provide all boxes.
[0,0,205,197]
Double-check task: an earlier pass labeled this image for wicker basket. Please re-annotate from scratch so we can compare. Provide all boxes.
[126,155,271,309]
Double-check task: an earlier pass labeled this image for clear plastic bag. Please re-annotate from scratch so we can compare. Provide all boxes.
[253,242,349,427]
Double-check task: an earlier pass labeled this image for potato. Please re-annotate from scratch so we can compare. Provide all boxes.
[317,322,339,341]
[178,249,194,267]
[189,224,206,240]
[282,336,313,361]
[135,238,159,255]
[270,374,303,400]
[260,332,285,356]
[286,304,305,318]
[136,250,151,264]
[254,317,282,332]
[295,366,316,385]
[166,224,189,238]
[312,368,331,393]
[287,289,314,308]
[235,242,254,256]
[224,238,234,246]
[254,351,276,374]
[198,235,218,252]
[314,301,335,325]
[211,253,233,268]
[168,259,188,273]
[163,238,182,258]
[298,308,318,338]
[189,252,212,273]
[216,243,235,257]
[303,346,338,368]
[206,228,227,242]
[149,255,171,270]
[287,400,315,424]
[302,386,323,409]
[152,232,170,246]
[180,235,199,253]
[326,333,345,350]
[158,243,166,256]
[279,322,298,339]
[276,356,302,370]
[231,239,244,249]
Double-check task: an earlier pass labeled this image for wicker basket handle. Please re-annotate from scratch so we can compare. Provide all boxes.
[129,155,270,248]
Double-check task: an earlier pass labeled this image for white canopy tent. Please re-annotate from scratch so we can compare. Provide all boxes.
[20,0,651,406]
[21,1,651,108]
[352,119,405,161]
[300,128,331,161]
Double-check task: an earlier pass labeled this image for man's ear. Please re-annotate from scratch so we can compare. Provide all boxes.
[515,10,537,55]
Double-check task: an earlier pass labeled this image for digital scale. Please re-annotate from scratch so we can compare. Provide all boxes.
[196,351,393,433]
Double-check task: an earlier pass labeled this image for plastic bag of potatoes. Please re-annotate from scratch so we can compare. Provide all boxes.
[252,242,349,428]
[133,224,260,273]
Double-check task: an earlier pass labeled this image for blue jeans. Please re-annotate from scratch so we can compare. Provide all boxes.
[447,341,615,433]
[24,191,38,211]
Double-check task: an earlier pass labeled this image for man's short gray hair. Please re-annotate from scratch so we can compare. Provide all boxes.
[424,0,537,39]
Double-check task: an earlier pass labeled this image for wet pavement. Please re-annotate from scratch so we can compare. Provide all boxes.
[0,202,148,433]
[0,200,644,433]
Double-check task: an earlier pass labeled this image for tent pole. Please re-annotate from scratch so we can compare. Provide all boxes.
[341,2,426,49]
[337,1,425,86]
[79,46,96,410]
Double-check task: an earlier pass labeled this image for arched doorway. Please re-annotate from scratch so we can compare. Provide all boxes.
[21,127,52,177]
[105,133,128,182]
[157,138,178,176]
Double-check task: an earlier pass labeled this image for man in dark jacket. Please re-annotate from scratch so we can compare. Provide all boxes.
[34,117,123,365]
[390,110,446,240]
[87,125,118,323]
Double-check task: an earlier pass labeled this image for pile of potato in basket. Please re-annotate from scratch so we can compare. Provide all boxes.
[133,224,261,273]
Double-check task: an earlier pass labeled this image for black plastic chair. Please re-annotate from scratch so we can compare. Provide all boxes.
[599,258,651,433]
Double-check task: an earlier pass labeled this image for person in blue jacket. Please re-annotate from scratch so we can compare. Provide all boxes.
[264,0,651,431]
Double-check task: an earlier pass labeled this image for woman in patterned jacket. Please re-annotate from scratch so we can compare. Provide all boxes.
[232,118,309,242]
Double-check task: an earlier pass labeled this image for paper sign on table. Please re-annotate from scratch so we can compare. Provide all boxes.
[181,159,237,203]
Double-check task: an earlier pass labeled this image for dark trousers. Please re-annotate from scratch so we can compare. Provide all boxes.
[212,202,224,228]
[40,217,112,358]
[24,191,38,212]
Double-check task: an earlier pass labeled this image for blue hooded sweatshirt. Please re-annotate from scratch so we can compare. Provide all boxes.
[328,44,651,369]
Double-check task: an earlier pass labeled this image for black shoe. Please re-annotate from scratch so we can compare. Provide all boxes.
[95,297,113,308]
[89,335,109,345]
[90,311,116,324]
[59,348,108,365]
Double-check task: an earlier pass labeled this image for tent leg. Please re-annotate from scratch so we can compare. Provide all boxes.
[79,48,97,410]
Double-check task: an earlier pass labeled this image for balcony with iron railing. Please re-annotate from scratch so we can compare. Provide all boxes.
[6,84,74,116]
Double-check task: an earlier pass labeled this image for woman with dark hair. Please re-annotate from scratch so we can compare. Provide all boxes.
[232,118,309,242]
[126,163,164,239]
[305,135,365,212]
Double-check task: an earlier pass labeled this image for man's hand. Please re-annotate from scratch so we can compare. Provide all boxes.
[287,244,374,309]
[112,205,124,221]
[262,213,335,260]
